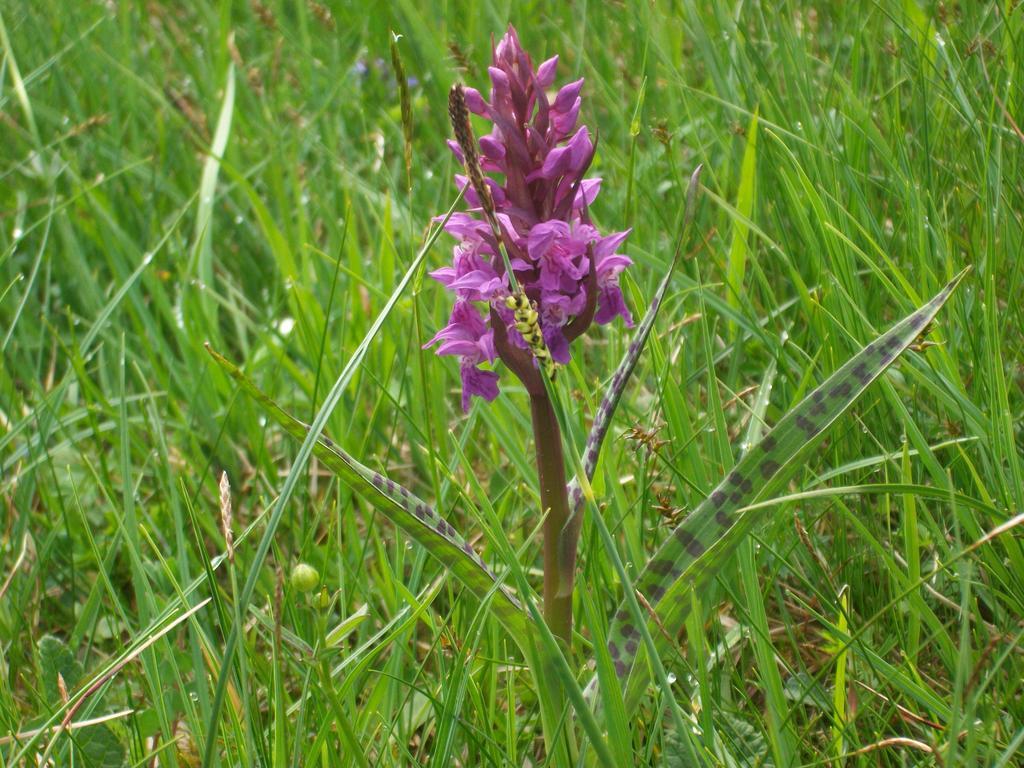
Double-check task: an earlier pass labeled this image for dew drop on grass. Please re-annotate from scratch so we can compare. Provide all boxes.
[11,227,22,240]
[666,672,677,685]
[277,317,295,336]
[234,215,244,224]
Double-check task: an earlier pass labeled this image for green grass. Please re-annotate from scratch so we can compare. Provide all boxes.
[2,1,1022,765]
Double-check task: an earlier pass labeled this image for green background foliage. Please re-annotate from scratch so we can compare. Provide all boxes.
[1,1,1021,765]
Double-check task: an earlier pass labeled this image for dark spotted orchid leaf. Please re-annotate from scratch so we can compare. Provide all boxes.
[601,268,968,711]
[561,167,703,569]
[206,346,533,641]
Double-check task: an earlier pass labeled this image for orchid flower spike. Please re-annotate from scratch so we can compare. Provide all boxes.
[427,24,633,410]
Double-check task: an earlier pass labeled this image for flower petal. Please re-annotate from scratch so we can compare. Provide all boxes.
[574,178,602,209]
[552,97,581,135]
[595,282,634,327]
[594,228,631,259]
[553,78,584,112]
[462,87,488,115]
[536,55,558,88]
[460,362,500,412]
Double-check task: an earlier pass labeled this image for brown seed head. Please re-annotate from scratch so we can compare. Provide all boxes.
[219,471,234,563]
[448,84,495,220]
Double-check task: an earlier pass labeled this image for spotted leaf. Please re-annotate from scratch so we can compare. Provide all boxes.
[207,347,532,641]
[600,268,968,711]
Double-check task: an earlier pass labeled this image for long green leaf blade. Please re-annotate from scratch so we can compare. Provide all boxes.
[206,346,533,641]
[187,63,234,325]
[726,108,758,340]
[603,268,969,710]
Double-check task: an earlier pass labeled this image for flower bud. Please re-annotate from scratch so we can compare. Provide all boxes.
[289,563,320,593]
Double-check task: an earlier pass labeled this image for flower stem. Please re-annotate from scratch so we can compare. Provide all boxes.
[530,392,573,647]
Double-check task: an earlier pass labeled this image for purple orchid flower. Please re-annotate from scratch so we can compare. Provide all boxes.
[425,300,500,411]
[426,24,633,411]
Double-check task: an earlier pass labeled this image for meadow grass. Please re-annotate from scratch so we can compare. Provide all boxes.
[1,1,1022,765]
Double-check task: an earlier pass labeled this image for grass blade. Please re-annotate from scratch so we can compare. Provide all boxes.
[187,63,234,325]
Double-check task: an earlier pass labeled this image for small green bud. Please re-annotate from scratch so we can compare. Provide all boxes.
[290,563,320,593]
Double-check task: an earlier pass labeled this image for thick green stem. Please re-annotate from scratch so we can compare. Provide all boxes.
[530,392,573,647]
